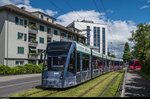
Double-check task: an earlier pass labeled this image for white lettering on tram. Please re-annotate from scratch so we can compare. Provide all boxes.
[76,43,91,54]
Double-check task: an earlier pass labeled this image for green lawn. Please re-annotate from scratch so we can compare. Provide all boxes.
[103,72,124,97]
[7,70,124,97]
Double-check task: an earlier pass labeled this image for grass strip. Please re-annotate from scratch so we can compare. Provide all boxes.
[82,72,119,97]
[103,73,124,97]
[47,71,116,97]
[7,88,43,97]
[29,89,57,97]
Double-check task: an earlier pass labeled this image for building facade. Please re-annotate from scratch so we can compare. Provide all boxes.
[0,5,86,67]
[67,20,108,55]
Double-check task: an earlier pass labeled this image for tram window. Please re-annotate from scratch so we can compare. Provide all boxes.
[68,50,75,73]
[97,59,101,68]
[53,57,58,65]
[82,54,89,71]
[77,52,80,72]
[103,60,105,66]
[47,56,67,71]
[92,57,97,69]
[135,62,139,66]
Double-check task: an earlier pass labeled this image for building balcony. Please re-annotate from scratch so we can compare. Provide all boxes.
[29,28,38,34]
[47,33,53,38]
[28,41,38,47]
[28,53,39,59]
[28,25,38,34]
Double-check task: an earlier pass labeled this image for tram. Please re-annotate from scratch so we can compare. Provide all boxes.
[128,59,141,71]
[41,41,123,88]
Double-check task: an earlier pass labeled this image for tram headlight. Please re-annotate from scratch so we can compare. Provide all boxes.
[60,72,64,80]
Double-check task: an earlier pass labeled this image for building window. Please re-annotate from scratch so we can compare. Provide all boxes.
[18,32,27,41]
[16,61,24,66]
[39,25,44,32]
[47,28,51,33]
[87,26,90,45]
[54,30,58,35]
[39,37,44,43]
[18,47,24,54]
[102,28,105,54]
[24,34,27,41]
[19,19,23,25]
[15,17,19,24]
[47,18,49,21]
[18,32,23,39]
[41,15,43,19]
[97,27,100,47]
[38,49,43,54]
[24,19,28,27]
[94,27,97,46]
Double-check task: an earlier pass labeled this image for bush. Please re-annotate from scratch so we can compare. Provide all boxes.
[0,63,43,75]
[0,65,12,75]
[11,66,26,75]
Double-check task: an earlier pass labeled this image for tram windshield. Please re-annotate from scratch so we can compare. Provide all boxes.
[44,42,72,71]
[129,60,134,66]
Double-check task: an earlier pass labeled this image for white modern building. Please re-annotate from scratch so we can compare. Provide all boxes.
[67,20,108,55]
[0,4,86,67]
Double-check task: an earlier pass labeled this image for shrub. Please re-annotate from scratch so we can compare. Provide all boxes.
[11,66,26,75]
[0,65,12,75]
[0,63,43,75]
[24,64,35,73]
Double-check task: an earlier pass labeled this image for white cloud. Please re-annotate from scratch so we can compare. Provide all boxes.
[17,4,44,12]
[57,10,137,58]
[140,5,149,9]
[24,0,30,5]
[57,10,106,26]
[45,9,58,17]
[0,0,30,6]
[0,0,57,16]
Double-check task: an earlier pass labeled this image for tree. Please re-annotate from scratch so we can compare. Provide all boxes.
[129,23,150,72]
[123,42,133,63]
[108,54,116,58]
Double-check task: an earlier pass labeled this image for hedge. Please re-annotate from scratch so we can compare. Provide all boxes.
[0,63,43,75]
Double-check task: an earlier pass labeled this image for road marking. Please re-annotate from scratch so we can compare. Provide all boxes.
[0,80,41,89]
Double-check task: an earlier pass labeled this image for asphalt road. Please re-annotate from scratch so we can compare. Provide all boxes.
[0,75,41,97]
[125,71,150,97]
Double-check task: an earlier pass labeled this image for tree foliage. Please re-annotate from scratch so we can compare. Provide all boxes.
[108,54,116,58]
[123,42,133,63]
[129,23,150,73]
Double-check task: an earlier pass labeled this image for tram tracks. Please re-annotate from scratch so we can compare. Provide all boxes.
[79,72,117,97]
[99,73,121,97]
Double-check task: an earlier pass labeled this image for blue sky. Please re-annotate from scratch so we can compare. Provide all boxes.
[0,0,149,58]
[29,0,150,25]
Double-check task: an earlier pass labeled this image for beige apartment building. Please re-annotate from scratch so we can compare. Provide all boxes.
[0,4,86,67]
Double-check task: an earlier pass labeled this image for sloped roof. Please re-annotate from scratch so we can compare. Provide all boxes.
[0,4,86,38]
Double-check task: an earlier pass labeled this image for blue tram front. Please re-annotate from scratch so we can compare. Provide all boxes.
[42,41,91,88]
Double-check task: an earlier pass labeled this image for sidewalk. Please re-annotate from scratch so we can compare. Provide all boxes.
[0,73,41,83]
[125,71,150,97]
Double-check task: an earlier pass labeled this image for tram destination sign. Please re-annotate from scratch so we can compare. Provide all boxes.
[76,43,91,54]
[47,42,71,51]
